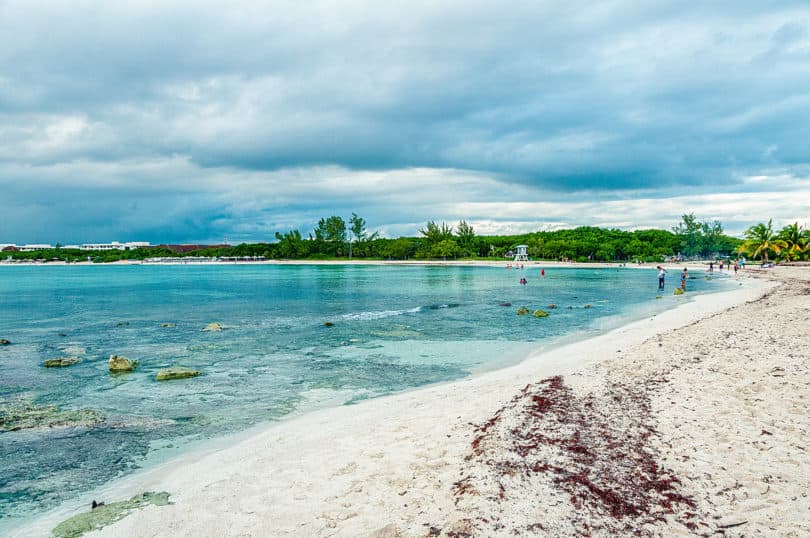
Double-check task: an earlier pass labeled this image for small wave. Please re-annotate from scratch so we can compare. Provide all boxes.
[340,303,460,321]
[341,307,421,321]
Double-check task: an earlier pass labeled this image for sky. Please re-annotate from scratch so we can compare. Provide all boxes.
[1,0,809,244]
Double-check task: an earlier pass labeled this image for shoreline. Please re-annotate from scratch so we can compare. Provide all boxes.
[0,258,724,271]
[13,270,777,537]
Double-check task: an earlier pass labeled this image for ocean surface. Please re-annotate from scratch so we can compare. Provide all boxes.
[0,263,730,530]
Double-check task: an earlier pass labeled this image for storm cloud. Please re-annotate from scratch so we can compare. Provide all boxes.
[1,0,808,243]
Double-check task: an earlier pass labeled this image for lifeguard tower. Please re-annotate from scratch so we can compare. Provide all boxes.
[514,245,529,263]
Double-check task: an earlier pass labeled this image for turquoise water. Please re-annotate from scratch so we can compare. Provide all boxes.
[0,264,727,528]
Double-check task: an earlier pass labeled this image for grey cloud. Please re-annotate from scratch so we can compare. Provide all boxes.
[1,1,810,241]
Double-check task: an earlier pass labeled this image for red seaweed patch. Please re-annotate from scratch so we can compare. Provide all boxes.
[440,374,702,536]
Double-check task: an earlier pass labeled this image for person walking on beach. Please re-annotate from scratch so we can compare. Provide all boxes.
[681,268,688,290]
[657,266,666,289]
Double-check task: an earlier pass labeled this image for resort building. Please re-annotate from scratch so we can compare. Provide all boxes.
[79,242,151,251]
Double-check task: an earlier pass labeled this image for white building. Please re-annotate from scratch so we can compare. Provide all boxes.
[79,242,151,251]
[513,244,529,262]
[19,244,54,251]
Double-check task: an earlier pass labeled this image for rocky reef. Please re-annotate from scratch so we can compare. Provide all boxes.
[108,355,138,372]
[156,367,202,381]
[202,322,223,332]
[44,357,82,368]
[0,399,103,432]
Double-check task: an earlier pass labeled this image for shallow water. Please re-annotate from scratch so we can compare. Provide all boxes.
[0,264,728,528]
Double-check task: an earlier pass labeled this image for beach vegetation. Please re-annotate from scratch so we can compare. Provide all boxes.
[776,221,808,261]
[671,213,737,258]
[738,219,787,262]
[7,215,749,263]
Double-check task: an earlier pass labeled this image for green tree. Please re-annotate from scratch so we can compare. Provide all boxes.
[348,213,378,258]
[314,216,347,256]
[419,221,454,244]
[778,222,808,261]
[431,239,460,259]
[455,220,476,256]
[739,220,787,262]
[274,230,308,258]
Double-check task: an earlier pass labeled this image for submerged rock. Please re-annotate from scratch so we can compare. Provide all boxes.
[114,322,129,327]
[44,357,82,368]
[0,399,103,431]
[516,307,528,316]
[202,322,223,332]
[498,302,512,307]
[583,304,592,308]
[324,321,335,327]
[52,491,171,538]
[156,367,202,381]
[109,354,138,372]
[0,338,10,345]
[160,323,176,328]
[533,310,549,318]
[674,287,685,295]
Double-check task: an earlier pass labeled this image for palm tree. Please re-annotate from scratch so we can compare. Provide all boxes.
[778,222,808,261]
[739,219,787,263]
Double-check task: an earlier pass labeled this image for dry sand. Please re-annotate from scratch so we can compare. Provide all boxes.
[20,267,809,537]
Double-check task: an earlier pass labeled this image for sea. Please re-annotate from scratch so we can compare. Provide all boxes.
[0,263,731,531]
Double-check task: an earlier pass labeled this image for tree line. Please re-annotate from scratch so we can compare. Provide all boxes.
[9,213,796,264]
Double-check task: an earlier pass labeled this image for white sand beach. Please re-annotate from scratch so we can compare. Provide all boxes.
[20,266,809,537]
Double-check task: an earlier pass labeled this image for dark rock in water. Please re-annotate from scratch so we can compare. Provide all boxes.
[156,367,201,381]
[324,321,335,327]
[44,357,82,368]
[91,500,104,510]
[114,322,129,327]
[58,333,68,337]
[498,302,512,307]
[516,307,528,316]
[108,354,138,372]
[0,339,10,345]
[160,323,176,328]
[583,304,592,308]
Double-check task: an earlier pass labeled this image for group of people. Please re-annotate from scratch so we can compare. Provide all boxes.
[510,265,545,285]
[708,258,744,274]
[657,266,690,291]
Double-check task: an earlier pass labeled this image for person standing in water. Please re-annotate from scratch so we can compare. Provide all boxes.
[681,267,688,290]
[541,268,545,277]
[657,266,666,289]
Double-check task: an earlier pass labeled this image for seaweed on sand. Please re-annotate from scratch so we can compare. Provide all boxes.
[52,492,171,538]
